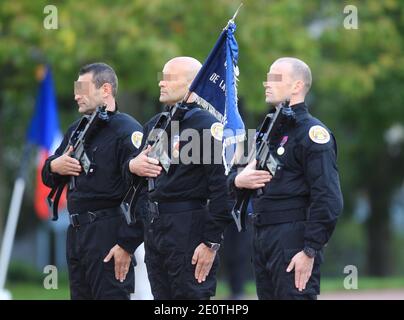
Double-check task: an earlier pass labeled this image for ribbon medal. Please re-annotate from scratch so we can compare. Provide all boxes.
[277,136,288,156]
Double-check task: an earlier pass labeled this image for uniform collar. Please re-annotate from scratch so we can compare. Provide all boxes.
[267,102,308,115]
[107,109,118,116]
[105,103,118,116]
[290,102,307,113]
[182,101,200,110]
[290,102,309,120]
[164,102,200,112]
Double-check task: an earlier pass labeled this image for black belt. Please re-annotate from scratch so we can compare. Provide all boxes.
[251,208,307,226]
[148,200,207,218]
[69,207,122,228]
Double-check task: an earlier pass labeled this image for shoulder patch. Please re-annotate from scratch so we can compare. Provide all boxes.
[131,131,143,149]
[308,125,330,144]
[210,122,224,141]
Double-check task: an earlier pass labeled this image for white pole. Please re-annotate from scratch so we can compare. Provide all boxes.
[131,243,153,300]
[0,177,26,299]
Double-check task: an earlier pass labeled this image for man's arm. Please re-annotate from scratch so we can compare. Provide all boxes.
[125,115,163,182]
[192,130,233,283]
[302,134,343,251]
[287,132,343,292]
[110,120,147,282]
[202,134,234,243]
[232,160,272,190]
[41,126,80,187]
[116,121,147,254]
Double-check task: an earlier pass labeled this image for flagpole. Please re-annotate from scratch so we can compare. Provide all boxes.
[183,3,243,105]
[0,144,33,299]
[225,3,243,30]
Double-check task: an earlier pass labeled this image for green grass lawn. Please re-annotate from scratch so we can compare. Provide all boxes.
[6,277,404,300]
[320,276,404,291]
[7,282,70,300]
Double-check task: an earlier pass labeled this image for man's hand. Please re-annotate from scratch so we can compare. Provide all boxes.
[286,251,315,292]
[129,145,162,177]
[104,244,132,282]
[191,243,216,283]
[234,159,272,189]
[50,146,82,176]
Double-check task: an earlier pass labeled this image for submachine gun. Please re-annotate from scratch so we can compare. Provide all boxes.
[231,101,296,231]
[46,105,109,221]
[120,103,190,225]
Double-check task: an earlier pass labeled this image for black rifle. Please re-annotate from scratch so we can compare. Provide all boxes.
[231,101,296,231]
[120,103,190,225]
[46,106,109,221]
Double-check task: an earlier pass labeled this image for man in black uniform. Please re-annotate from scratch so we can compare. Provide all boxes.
[127,57,231,299]
[42,63,144,299]
[228,57,343,300]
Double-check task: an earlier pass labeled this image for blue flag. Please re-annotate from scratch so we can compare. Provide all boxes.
[27,66,62,151]
[189,20,245,174]
[27,66,64,219]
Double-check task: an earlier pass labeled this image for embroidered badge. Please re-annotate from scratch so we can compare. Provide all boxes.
[210,122,224,141]
[308,126,330,144]
[131,131,143,149]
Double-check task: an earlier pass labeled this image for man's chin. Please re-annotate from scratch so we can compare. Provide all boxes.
[160,99,175,106]
[266,99,278,106]
[78,106,93,115]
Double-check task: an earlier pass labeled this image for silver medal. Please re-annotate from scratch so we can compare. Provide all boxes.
[277,146,285,155]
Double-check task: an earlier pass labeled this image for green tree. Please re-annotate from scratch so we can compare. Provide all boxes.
[314,0,404,275]
[1,0,403,275]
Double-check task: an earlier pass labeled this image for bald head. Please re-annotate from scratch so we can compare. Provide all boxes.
[159,56,202,105]
[166,56,202,82]
[264,57,312,106]
[273,57,312,94]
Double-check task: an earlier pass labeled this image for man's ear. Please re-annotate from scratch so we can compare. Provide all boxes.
[293,80,305,94]
[102,83,113,97]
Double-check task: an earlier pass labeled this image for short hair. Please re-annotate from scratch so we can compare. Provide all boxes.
[275,57,312,94]
[79,62,118,97]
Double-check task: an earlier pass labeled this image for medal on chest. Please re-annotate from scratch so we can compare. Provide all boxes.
[277,136,288,156]
[172,135,180,159]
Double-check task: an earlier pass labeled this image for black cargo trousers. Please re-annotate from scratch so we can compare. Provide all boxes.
[252,211,323,300]
[144,200,219,300]
[66,207,135,300]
